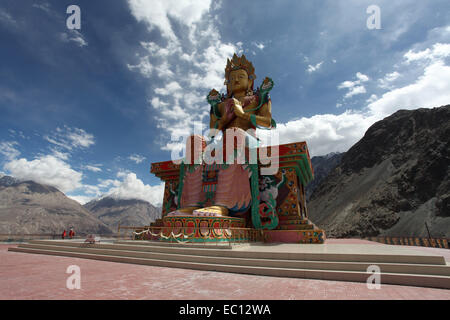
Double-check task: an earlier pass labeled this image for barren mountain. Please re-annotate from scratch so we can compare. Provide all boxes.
[84,197,161,230]
[0,177,113,235]
[307,152,344,201]
[308,105,450,238]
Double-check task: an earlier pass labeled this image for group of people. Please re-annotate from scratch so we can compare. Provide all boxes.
[61,227,75,239]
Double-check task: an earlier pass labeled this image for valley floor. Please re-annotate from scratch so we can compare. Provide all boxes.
[0,240,449,300]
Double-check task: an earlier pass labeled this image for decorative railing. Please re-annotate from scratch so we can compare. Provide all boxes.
[365,236,449,249]
[117,225,264,245]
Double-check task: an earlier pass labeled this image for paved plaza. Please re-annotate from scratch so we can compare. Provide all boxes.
[1,240,449,300]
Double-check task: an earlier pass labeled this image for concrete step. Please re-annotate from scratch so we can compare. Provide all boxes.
[23,240,446,265]
[8,245,450,290]
[29,239,239,250]
[13,243,450,277]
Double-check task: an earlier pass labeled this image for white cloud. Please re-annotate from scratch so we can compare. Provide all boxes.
[128,154,146,164]
[105,172,165,206]
[344,85,366,99]
[67,195,94,205]
[337,81,356,89]
[0,141,20,160]
[50,148,70,161]
[83,165,102,173]
[154,81,182,96]
[127,0,211,41]
[44,126,95,151]
[258,111,376,157]
[307,61,323,73]
[404,43,450,63]
[338,72,369,99]
[378,71,401,89]
[4,155,83,193]
[368,61,450,118]
[127,0,242,152]
[252,42,265,50]
[60,30,88,47]
[366,94,378,104]
[356,72,369,82]
[127,56,153,77]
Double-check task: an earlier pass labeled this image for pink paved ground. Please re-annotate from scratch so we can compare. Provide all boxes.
[1,243,449,300]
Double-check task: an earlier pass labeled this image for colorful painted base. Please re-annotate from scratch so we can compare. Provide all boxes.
[264,215,326,243]
[263,229,326,244]
[154,215,247,243]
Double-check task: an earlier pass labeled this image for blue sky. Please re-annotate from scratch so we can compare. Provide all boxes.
[0,0,449,206]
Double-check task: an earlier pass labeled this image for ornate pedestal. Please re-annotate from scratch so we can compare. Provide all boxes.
[161,215,246,242]
[149,141,326,244]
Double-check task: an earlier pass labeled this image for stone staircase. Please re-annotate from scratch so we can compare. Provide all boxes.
[8,240,450,289]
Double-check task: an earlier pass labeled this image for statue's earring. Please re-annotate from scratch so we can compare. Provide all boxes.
[246,79,254,96]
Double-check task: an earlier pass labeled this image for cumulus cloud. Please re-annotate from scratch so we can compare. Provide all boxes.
[127,0,211,41]
[126,0,241,152]
[4,155,83,193]
[105,172,164,206]
[404,43,450,63]
[344,86,366,99]
[368,61,450,118]
[258,111,376,157]
[378,71,401,89]
[128,154,146,164]
[338,72,369,99]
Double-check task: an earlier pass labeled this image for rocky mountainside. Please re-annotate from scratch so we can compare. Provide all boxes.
[84,197,161,231]
[308,105,450,238]
[307,152,344,201]
[0,176,113,235]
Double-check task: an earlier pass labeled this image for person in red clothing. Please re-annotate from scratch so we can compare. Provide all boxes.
[69,227,75,239]
[62,229,67,239]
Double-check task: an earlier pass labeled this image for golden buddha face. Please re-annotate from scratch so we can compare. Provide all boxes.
[229,69,249,94]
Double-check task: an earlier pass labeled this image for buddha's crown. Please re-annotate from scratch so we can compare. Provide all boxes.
[225,54,256,83]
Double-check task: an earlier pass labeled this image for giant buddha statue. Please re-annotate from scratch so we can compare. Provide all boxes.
[166,54,275,218]
[150,54,325,243]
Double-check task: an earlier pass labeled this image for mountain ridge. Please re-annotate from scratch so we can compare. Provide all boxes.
[308,105,450,238]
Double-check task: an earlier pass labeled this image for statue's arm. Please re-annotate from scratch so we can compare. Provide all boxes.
[236,99,272,128]
[210,102,227,131]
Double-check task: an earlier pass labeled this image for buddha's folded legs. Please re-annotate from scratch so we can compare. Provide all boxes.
[193,164,251,217]
[167,165,205,216]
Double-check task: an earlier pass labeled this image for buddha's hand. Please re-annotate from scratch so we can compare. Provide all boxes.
[232,98,245,117]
